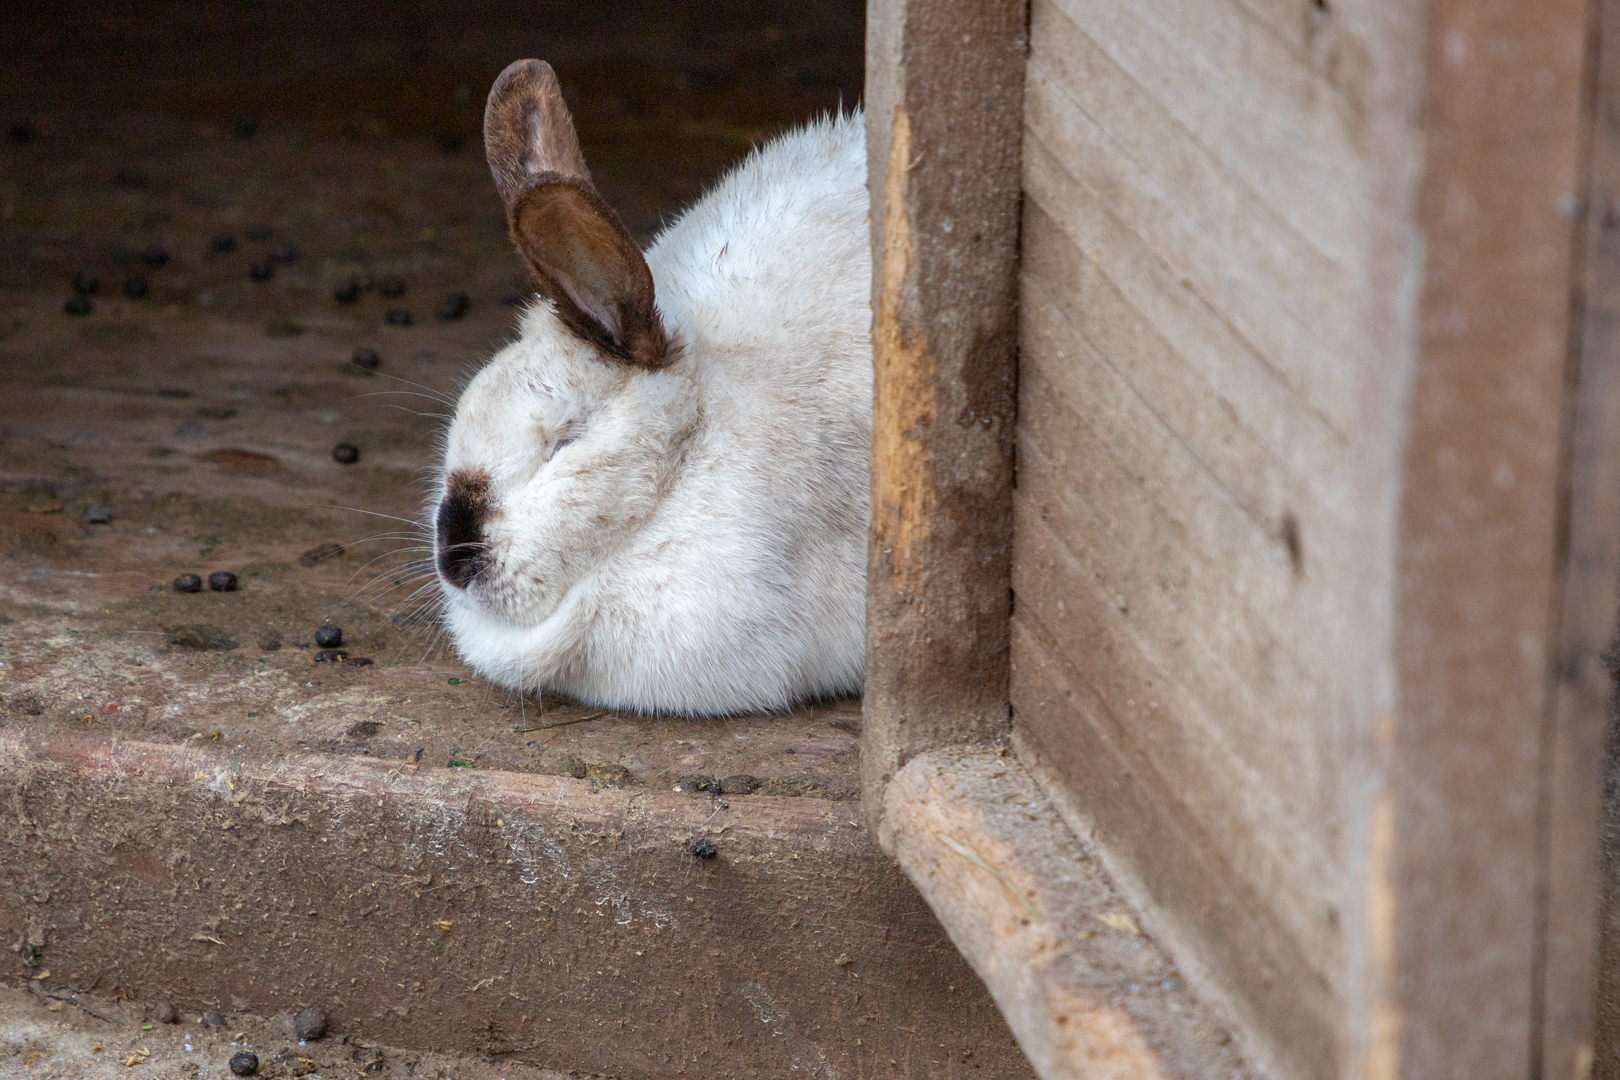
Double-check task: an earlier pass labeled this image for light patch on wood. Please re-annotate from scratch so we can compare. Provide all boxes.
[940,834,1044,923]
[872,104,935,594]
[1362,790,1400,1080]
[882,748,1245,1078]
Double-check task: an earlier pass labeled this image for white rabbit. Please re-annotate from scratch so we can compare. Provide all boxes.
[431,59,870,714]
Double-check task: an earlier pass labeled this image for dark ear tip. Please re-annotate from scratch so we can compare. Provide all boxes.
[490,59,554,98]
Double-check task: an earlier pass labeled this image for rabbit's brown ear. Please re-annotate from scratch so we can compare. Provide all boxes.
[506,181,669,367]
[485,60,669,369]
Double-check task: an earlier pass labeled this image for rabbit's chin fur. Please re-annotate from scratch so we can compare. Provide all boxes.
[435,111,871,715]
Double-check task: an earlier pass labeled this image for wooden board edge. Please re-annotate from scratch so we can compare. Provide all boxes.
[879,744,1252,1080]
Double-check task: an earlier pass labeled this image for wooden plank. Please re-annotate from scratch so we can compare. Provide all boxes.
[1009,0,1594,1074]
[880,746,1256,1080]
[862,0,1028,810]
[1015,264,1344,848]
[1020,147,1352,534]
[1553,4,1619,1077]
[1012,3,1411,1074]
[1024,0,1357,434]
[0,729,1039,1080]
[1057,0,1371,270]
[1392,0,1591,1074]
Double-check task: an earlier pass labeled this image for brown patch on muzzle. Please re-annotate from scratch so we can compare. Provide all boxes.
[436,468,493,589]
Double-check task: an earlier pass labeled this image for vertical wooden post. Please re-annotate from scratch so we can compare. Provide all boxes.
[863,0,1028,821]
[1569,6,1620,1078]
[1394,0,1594,1074]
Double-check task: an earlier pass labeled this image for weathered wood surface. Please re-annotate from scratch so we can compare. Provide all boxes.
[1578,2,1620,1075]
[1396,1,1593,1076]
[0,727,1037,1080]
[862,0,1027,815]
[880,747,1253,1080]
[1008,0,1595,1077]
[1010,1,1422,1074]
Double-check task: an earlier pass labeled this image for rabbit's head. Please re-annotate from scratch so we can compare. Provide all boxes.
[433,60,694,633]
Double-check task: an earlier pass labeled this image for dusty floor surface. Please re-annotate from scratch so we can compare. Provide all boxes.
[0,6,869,794]
[0,983,596,1079]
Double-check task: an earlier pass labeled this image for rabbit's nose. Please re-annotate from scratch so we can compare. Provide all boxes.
[436,469,491,589]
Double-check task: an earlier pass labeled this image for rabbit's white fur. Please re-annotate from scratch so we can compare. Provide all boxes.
[436,112,870,713]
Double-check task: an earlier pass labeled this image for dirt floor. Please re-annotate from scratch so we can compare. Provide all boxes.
[0,983,596,1080]
[0,0,866,830]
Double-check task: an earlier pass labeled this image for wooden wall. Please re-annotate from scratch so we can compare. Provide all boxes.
[1006,0,1595,1076]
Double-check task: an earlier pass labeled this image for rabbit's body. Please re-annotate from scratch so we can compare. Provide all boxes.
[435,61,869,714]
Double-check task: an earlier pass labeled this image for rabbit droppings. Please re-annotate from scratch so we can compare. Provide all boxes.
[431,60,870,715]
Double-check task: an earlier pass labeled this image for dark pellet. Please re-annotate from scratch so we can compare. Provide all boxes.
[676,775,718,794]
[155,1000,178,1024]
[142,244,169,268]
[249,261,274,281]
[351,347,381,371]
[202,1010,225,1028]
[172,573,203,593]
[313,649,348,663]
[73,271,100,295]
[210,233,237,254]
[64,296,91,316]
[10,120,37,144]
[688,839,718,859]
[244,225,272,243]
[294,1005,328,1041]
[378,276,406,298]
[719,774,759,795]
[438,292,470,320]
[332,279,362,303]
[208,570,239,592]
[314,624,343,648]
[271,243,298,264]
[83,504,115,524]
[343,656,375,668]
[232,116,259,139]
[123,277,148,299]
[229,1051,260,1076]
[384,309,412,326]
[332,443,360,465]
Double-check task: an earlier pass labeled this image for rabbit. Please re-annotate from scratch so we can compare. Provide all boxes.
[430,59,870,715]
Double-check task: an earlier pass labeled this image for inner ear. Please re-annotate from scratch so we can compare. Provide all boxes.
[509,178,669,369]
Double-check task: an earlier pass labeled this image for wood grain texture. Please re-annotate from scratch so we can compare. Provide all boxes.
[881,746,1253,1080]
[0,729,1039,1080]
[1014,0,1596,1064]
[1010,1,1425,1075]
[1566,3,1620,1076]
[863,0,1029,814]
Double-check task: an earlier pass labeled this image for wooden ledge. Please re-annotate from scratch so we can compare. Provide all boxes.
[879,747,1249,1080]
[0,728,1037,1079]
